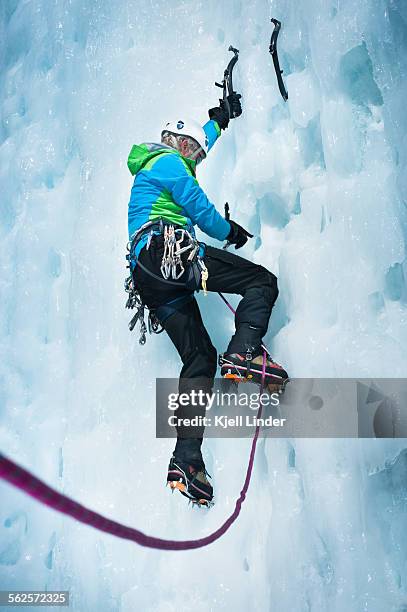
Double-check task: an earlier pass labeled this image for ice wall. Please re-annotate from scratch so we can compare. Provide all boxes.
[1,1,407,610]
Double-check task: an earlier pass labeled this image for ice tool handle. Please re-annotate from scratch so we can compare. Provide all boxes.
[215,46,242,119]
[269,18,288,102]
[223,202,231,251]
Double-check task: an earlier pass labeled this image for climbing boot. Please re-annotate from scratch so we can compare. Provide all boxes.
[219,350,288,392]
[167,456,213,507]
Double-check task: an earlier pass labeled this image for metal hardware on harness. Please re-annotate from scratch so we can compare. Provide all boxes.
[160,224,199,281]
[124,273,164,345]
[128,218,207,288]
[125,218,209,343]
[146,229,154,250]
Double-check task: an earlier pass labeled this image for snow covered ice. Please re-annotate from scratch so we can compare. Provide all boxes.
[1,0,407,610]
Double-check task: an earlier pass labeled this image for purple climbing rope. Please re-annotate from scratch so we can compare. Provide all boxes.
[0,293,268,551]
[218,291,237,315]
[0,398,263,551]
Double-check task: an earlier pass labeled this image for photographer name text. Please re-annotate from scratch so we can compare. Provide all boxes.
[168,415,286,428]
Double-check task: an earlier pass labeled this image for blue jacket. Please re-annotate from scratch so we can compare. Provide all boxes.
[127,120,230,261]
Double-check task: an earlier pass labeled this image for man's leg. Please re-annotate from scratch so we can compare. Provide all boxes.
[204,246,279,354]
[134,241,217,468]
[162,297,217,468]
[134,242,215,503]
[162,298,216,504]
[204,245,288,385]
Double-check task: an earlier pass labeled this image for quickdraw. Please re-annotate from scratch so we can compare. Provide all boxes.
[161,225,198,281]
[124,273,163,345]
[159,224,209,295]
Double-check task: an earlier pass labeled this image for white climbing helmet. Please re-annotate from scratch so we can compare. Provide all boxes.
[161,118,209,160]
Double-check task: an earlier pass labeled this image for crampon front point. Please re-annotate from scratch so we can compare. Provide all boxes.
[167,480,213,508]
[167,458,214,508]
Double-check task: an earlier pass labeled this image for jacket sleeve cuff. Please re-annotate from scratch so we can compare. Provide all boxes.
[213,121,221,137]
[203,120,221,152]
[217,218,231,241]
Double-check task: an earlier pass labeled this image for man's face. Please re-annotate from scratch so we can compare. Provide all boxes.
[178,137,205,165]
[178,137,194,158]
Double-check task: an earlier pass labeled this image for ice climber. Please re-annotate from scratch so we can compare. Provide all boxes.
[126,96,288,506]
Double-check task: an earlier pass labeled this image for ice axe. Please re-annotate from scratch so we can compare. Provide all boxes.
[223,202,231,250]
[215,46,242,120]
[223,202,253,250]
[269,18,288,101]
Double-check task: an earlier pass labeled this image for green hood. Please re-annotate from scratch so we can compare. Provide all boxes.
[127,143,196,176]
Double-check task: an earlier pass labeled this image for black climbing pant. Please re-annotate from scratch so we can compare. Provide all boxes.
[133,235,279,467]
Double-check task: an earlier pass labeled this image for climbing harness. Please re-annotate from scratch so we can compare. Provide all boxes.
[125,219,209,343]
[269,18,289,101]
[215,45,242,119]
[125,220,166,344]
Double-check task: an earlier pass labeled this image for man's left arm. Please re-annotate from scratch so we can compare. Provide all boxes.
[203,119,222,153]
[204,92,243,152]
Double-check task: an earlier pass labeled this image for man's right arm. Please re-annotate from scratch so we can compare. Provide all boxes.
[155,154,230,242]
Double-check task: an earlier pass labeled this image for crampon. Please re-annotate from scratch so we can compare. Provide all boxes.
[219,351,289,393]
[167,457,214,508]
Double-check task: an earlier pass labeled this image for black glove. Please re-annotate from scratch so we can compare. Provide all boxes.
[208,105,230,130]
[226,219,253,249]
[227,92,242,118]
[209,93,242,129]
